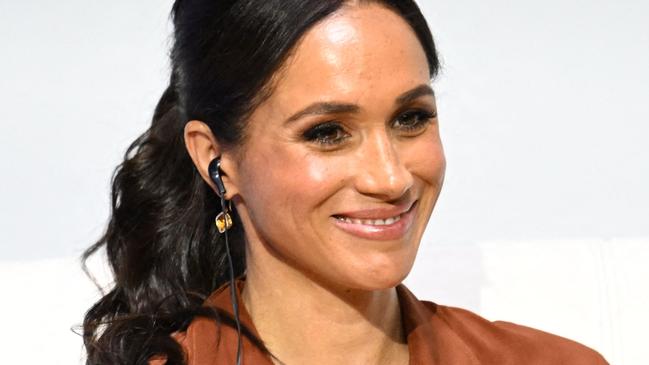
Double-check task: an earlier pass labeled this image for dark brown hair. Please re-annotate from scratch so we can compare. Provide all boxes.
[82,1,439,363]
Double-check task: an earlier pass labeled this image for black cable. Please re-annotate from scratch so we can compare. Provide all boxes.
[221,198,243,365]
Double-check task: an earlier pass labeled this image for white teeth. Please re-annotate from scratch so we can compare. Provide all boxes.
[337,215,401,226]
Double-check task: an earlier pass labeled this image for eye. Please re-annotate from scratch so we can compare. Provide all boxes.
[302,121,350,146]
[392,109,437,134]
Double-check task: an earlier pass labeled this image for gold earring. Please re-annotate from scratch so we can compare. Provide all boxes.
[215,201,233,233]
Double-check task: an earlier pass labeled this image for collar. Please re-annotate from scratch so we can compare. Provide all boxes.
[181,280,478,365]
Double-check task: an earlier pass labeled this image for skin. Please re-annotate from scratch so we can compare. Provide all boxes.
[185,3,445,365]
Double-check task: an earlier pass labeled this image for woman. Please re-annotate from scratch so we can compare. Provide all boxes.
[83,1,608,364]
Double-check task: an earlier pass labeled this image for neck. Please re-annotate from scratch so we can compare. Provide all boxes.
[241,254,408,365]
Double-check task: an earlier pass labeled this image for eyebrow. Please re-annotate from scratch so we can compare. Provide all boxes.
[396,84,435,105]
[284,84,435,124]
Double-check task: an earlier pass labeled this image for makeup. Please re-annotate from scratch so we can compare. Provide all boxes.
[331,201,418,241]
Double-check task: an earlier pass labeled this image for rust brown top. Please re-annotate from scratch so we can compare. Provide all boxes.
[152,280,608,364]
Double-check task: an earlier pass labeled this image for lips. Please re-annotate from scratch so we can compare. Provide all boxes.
[331,201,417,240]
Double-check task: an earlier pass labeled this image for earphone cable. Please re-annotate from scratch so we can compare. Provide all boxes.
[221,198,243,365]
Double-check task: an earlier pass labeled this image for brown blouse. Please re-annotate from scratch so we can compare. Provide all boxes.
[153,280,608,364]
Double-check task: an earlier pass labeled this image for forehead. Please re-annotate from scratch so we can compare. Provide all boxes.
[255,4,431,117]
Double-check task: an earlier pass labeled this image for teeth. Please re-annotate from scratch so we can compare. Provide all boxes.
[337,215,402,226]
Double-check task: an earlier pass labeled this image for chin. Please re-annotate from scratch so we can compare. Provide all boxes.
[350,274,409,291]
[345,258,414,291]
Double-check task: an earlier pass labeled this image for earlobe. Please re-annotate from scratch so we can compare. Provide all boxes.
[184,120,238,197]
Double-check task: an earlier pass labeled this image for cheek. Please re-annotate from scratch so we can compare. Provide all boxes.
[407,131,446,186]
[238,141,343,234]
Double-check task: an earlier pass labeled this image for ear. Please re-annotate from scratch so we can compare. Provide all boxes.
[184,120,239,199]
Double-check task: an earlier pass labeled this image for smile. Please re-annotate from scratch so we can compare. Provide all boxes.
[331,201,417,240]
[334,214,403,226]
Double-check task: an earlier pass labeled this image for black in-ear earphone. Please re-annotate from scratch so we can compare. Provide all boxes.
[208,157,243,365]
[208,158,227,197]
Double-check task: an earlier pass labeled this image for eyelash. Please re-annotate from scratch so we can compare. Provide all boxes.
[301,109,437,147]
[302,121,349,146]
[392,109,437,132]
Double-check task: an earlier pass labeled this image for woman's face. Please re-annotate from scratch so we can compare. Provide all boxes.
[229,4,445,291]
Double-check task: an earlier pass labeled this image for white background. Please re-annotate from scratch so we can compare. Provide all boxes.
[0,1,647,364]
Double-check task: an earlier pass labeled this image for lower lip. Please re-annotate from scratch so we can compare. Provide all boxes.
[331,202,417,241]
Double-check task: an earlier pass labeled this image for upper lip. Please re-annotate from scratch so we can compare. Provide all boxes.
[333,200,417,220]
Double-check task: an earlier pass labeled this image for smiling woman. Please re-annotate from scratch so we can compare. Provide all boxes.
[82,1,608,365]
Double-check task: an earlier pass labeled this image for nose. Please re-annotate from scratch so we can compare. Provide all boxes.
[353,130,413,201]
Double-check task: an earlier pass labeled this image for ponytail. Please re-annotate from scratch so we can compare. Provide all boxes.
[82,80,245,364]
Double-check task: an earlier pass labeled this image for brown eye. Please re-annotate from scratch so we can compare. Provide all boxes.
[392,109,436,133]
[302,121,350,146]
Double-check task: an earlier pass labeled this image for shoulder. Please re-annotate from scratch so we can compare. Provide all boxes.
[147,316,234,365]
[430,302,609,364]
[148,281,268,365]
